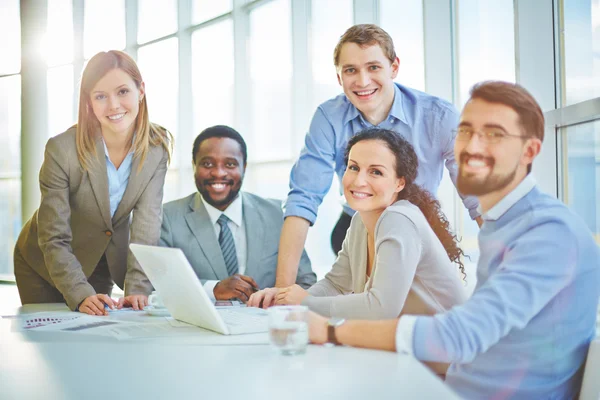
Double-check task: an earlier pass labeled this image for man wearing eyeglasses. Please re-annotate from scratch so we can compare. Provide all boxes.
[307,81,600,399]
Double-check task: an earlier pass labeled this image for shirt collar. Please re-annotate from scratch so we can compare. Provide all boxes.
[480,174,537,221]
[343,83,407,126]
[200,193,243,228]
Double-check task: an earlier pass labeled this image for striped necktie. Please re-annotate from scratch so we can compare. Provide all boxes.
[217,214,239,276]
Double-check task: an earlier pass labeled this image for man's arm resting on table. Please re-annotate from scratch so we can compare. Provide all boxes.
[309,314,448,375]
[275,216,310,287]
[310,312,400,352]
[337,319,401,352]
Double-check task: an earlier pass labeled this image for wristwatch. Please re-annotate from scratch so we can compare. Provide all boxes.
[327,317,346,345]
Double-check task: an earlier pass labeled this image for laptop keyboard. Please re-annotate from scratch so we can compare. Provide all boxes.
[217,308,268,333]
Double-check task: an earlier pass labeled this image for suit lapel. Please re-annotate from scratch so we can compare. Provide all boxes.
[88,135,113,230]
[185,194,229,280]
[242,193,264,278]
[112,143,160,225]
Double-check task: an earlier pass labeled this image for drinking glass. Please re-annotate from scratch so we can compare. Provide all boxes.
[268,305,309,355]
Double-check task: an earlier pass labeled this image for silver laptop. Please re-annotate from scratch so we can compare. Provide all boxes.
[130,243,268,335]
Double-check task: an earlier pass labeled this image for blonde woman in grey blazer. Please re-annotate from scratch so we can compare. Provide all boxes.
[250,129,468,320]
[14,51,172,315]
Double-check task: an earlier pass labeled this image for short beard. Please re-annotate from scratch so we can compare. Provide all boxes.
[196,179,241,210]
[457,167,517,196]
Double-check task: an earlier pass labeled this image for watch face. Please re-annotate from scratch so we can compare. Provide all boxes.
[328,317,346,327]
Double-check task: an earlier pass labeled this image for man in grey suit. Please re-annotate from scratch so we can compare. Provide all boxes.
[160,125,316,302]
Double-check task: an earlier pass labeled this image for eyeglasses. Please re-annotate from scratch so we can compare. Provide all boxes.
[453,127,529,144]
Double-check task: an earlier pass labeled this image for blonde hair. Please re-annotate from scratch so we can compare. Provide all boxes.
[76,50,173,172]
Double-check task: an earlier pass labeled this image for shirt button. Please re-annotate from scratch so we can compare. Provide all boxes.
[105,230,112,237]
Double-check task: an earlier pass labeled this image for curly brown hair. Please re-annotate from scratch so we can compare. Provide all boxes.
[345,128,466,279]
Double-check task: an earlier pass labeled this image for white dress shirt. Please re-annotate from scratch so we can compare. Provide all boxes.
[200,194,247,300]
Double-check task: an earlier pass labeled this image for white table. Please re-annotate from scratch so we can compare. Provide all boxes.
[0,305,460,400]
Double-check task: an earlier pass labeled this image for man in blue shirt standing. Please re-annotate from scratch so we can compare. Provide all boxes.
[254,24,480,296]
[307,81,600,399]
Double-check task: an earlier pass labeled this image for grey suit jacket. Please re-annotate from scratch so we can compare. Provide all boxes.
[159,192,316,289]
[15,127,169,310]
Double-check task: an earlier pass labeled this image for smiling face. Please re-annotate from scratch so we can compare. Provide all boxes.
[89,68,144,139]
[336,43,399,124]
[455,98,540,208]
[342,139,404,214]
[194,137,246,211]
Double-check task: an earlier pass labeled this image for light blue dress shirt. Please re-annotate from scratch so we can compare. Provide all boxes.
[284,82,479,224]
[396,175,600,399]
[102,138,134,217]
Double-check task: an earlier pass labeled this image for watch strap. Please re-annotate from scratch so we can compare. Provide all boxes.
[327,318,345,345]
[327,323,341,345]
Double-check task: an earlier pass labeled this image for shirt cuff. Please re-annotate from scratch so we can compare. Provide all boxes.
[203,280,219,301]
[283,204,317,226]
[468,207,481,220]
[395,315,418,355]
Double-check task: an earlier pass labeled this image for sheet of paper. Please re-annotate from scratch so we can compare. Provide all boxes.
[2,311,270,344]
[214,300,244,308]
[3,312,84,330]
[32,315,135,339]
[107,307,140,313]
[102,322,193,340]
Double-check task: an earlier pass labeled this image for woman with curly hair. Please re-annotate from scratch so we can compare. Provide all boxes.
[256,128,467,320]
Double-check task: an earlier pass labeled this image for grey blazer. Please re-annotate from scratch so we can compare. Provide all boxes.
[159,192,316,289]
[15,127,169,310]
[304,200,468,319]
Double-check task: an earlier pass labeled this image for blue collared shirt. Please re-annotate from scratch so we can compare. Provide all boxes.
[102,138,134,217]
[284,82,479,224]
[396,175,600,399]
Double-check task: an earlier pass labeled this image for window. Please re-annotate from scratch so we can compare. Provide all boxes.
[137,39,180,202]
[562,0,600,105]
[47,65,75,138]
[137,38,179,160]
[0,1,20,74]
[138,0,178,44]
[47,1,75,138]
[248,0,293,162]
[558,0,600,246]
[0,179,21,277]
[379,0,425,91]
[192,0,233,25]
[84,0,126,59]
[306,0,354,276]
[0,0,21,275]
[562,121,600,243]
[456,0,516,106]
[45,0,73,68]
[191,20,235,134]
[310,0,354,109]
[0,77,21,174]
[455,0,516,275]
